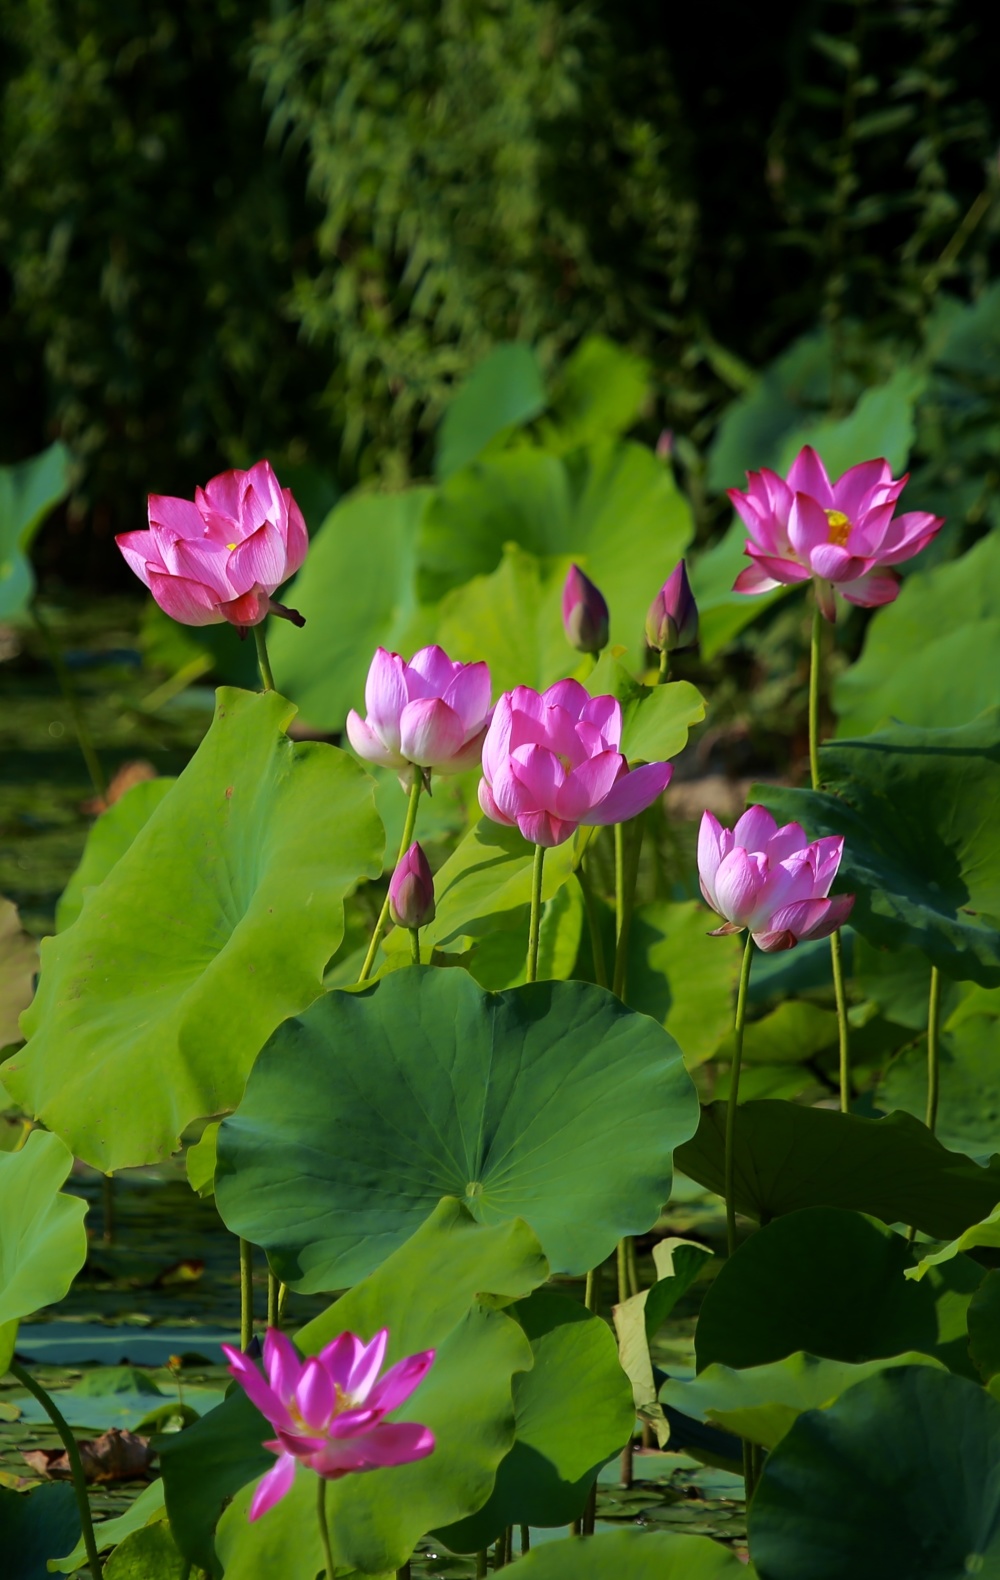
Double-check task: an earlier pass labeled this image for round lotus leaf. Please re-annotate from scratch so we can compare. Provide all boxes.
[749,1367,1000,1578]
[514,1528,754,1577]
[215,966,699,1290]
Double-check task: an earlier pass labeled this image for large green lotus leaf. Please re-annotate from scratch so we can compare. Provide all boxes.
[908,1204,1000,1281]
[513,1528,755,1578]
[0,1130,88,1376]
[436,343,547,480]
[756,712,1000,986]
[215,968,698,1291]
[433,544,575,695]
[163,1200,545,1577]
[662,1351,946,1451]
[453,877,584,992]
[267,488,434,731]
[104,1520,186,1579]
[541,335,651,453]
[776,368,921,479]
[675,1100,1000,1242]
[3,689,384,1171]
[626,901,745,1067]
[748,1367,1000,1580]
[0,1482,79,1580]
[0,442,72,620]
[50,1479,166,1574]
[55,778,176,932]
[417,439,693,661]
[834,532,1000,736]
[877,1008,1000,1160]
[854,934,968,1030]
[970,1270,1000,1382]
[614,1238,713,1445]
[437,1288,633,1548]
[0,897,37,1050]
[695,1208,938,1372]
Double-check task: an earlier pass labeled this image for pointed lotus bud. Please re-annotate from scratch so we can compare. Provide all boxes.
[562,564,609,655]
[389,842,436,930]
[646,560,698,653]
[656,429,674,460]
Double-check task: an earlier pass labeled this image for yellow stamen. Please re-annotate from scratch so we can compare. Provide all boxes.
[825,509,851,547]
[227,543,237,551]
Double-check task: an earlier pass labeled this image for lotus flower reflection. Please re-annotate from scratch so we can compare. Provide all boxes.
[347,646,492,784]
[222,1327,435,1521]
[478,679,673,848]
[698,806,854,952]
[117,460,308,629]
[728,445,944,621]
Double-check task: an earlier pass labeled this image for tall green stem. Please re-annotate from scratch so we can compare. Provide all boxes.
[577,861,608,988]
[658,649,670,682]
[239,1239,254,1351]
[612,819,642,1000]
[526,843,546,983]
[317,1476,335,1579]
[409,928,421,965]
[10,1360,103,1579]
[33,605,106,800]
[267,1269,281,1329]
[926,965,942,1135]
[725,935,755,1258]
[253,624,276,692]
[359,775,423,983]
[808,598,851,1111]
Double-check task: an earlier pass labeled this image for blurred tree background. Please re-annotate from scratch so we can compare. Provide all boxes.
[1,0,997,577]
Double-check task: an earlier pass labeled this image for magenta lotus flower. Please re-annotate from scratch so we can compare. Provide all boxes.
[562,564,610,655]
[222,1327,435,1521]
[347,646,492,785]
[389,842,435,929]
[728,446,944,621]
[646,560,698,653]
[478,679,673,848]
[116,461,308,629]
[698,806,855,952]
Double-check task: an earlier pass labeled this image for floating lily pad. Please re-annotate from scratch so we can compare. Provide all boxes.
[756,713,1000,986]
[215,968,698,1290]
[4,689,384,1171]
[513,1527,755,1578]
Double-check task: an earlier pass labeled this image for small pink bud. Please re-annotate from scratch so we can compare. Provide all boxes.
[562,564,609,655]
[389,842,436,929]
[646,560,698,653]
[656,429,674,460]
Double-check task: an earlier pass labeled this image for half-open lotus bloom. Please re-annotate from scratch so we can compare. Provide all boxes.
[116,460,308,628]
[347,646,492,782]
[728,445,944,621]
[478,679,673,848]
[222,1327,435,1521]
[698,806,855,952]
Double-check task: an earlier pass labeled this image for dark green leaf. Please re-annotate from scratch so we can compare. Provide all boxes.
[0,1482,79,1580]
[513,1528,755,1578]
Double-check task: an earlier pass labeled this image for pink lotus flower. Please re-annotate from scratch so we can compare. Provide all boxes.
[562,564,609,655]
[728,446,944,621]
[389,842,436,929]
[478,679,673,848]
[117,461,308,629]
[698,806,854,952]
[346,646,492,783]
[646,560,698,653]
[222,1327,435,1521]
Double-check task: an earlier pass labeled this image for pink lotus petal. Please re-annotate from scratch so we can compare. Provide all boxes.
[148,568,223,627]
[732,806,777,853]
[442,661,492,737]
[219,588,272,628]
[438,722,489,774]
[398,697,466,766]
[264,1329,303,1404]
[346,710,405,769]
[713,848,768,928]
[875,510,943,565]
[733,563,784,596]
[478,776,516,827]
[543,678,591,717]
[727,485,773,545]
[364,1349,436,1415]
[309,1422,435,1479]
[294,1357,335,1433]
[115,531,159,590]
[580,693,622,747]
[765,821,809,860]
[482,694,514,783]
[318,1331,366,1392]
[168,535,236,600]
[364,649,407,752]
[147,493,206,538]
[485,760,527,823]
[248,1452,297,1521]
[510,743,566,813]
[556,750,623,822]
[838,569,900,609]
[221,1345,294,1434]
[786,445,834,507]
[227,520,294,598]
[807,542,866,583]
[583,760,673,826]
[199,469,244,520]
[517,809,578,847]
[282,491,309,576]
[787,492,833,561]
[697,811,726,911]
[808,834,846,896]
[831,458,893,521]
[347,1330,390,1401]
[405,645,461,695]
[750,849,819,927]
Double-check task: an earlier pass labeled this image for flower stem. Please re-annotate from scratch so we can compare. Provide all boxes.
[9,1360,103,1579]
[725,934,755,1258]
[520,1524,531,1552]
[658,648,670,683]
[475,1552,488,1577]
[33,605,107,801]
[239,1238,254,1351]
[359,775,423,983]
[526,843,546,983]
[267,1269,281,1328]
[808,596,851,1111]
[317,1476,335,1580]
[612,818,642,1001]
[253,624,276,692]
[410,928,421,965]
[585,1261,601,1313]
[577,860,608,988]
[926,965,942,1135]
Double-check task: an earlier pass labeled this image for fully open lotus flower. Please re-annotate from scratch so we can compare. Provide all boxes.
[478,679,673,848]
[389,841,435,929]
[346,646,492,784]
[698,805,855,952]
[728,446,944,621]
[222,1327,435,1521]
[562,563,610,655]
[116,460,308,629]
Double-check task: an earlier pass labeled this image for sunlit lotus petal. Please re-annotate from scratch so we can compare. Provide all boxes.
[349,647,492,784]
[697,806,855,950]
